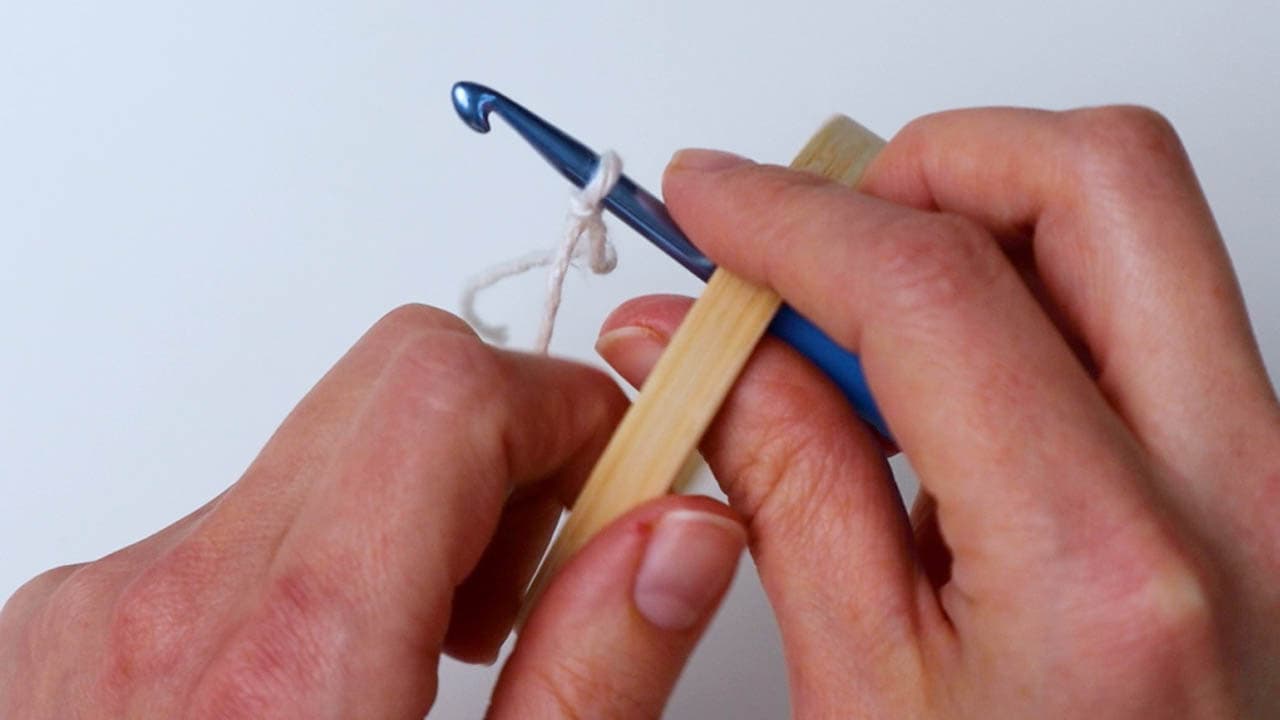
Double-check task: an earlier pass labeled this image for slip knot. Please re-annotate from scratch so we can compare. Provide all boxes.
[459,151,624,352]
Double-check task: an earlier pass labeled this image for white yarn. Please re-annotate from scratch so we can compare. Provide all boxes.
[460,150,622,353]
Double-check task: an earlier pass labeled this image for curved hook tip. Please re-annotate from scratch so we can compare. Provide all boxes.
[452,81,493,133]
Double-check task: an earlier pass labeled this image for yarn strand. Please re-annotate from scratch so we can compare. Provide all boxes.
[460,150,622,353]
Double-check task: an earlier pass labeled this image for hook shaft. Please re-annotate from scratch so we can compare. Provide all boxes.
[452,81,715,279]
[450,81,890,438]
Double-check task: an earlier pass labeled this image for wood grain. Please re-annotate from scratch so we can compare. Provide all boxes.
[520,116,886,623]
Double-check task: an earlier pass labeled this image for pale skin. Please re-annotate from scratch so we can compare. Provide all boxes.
[3,106,1278,718]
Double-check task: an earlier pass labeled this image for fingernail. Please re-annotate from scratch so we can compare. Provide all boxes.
[668,148,751,173]
[595,325,666,387]
[633,510,746,631]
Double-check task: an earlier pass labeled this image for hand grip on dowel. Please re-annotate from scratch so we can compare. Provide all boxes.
[519,116,886,625]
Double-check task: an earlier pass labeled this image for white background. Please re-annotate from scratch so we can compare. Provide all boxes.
[2,1,1277,717]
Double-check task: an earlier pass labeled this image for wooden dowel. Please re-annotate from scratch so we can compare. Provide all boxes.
[520,115,886,624]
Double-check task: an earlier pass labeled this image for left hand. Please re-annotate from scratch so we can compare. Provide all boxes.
[0,304,748,719]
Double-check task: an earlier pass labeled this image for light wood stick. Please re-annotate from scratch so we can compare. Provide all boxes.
[520,116,885,623]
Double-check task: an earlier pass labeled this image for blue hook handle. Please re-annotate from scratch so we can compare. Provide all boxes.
[451,81,891,439]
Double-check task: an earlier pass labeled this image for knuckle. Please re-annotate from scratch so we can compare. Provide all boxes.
[4,564,79,620]
[1080,105,1180,149]
[1126,543,1216,650]
[1080,523,1219,662]
[357,326,518,522]
[187,664,275,720]
[103,540,219,689]
[255,556,359,643]
[760,169,840,220]
[386,329,507,420]
[709,385,847,538]
[892,111,950,148]
[1136,561,1216,650]
[1066,105,1188,184]
[1108,563,1224,695]
[29,563,130,709]
[522,655,651,720]
[2,564,85,680]
[735,169,839,270]
[188,562,354,719]
[379,302,473,336]
[722,417,821,527]
[872,213,1000,315]
[40,563,113,637]
[752,165,831,206]
[368,303,475,350]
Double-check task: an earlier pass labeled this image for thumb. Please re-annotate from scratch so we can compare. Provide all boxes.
[596,295,934,716]
[487,496,746,719]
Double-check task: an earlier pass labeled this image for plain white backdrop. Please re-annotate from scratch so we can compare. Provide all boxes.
[2,1,1277,716]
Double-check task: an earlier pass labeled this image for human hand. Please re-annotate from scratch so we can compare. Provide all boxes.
[0,305,748,718]
[596,107,1280,717]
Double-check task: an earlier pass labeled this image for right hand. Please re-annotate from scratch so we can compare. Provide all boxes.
[596,106,1280,717]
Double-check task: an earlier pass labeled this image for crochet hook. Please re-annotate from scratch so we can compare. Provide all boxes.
[451,81,890,438]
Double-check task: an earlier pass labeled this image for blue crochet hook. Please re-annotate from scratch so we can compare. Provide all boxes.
[451,81,890,439]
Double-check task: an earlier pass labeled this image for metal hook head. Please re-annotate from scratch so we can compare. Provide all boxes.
[452,81,495,133]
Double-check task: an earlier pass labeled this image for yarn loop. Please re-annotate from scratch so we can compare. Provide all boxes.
[460,151,622,353]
